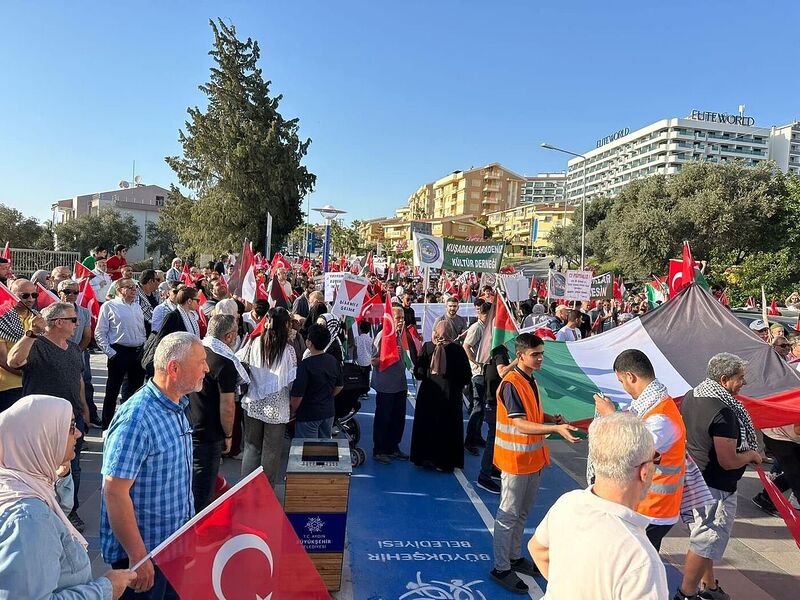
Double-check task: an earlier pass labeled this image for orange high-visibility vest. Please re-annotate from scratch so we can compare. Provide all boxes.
[636,396,686,521]
[494,368,550,475]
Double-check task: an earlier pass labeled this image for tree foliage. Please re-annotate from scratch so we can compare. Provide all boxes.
[164,19,316,255]
[0,204,53,250]
[548,161,800,301]
[53,209,140,256]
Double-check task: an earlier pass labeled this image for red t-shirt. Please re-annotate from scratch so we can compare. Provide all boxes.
[106,255,128,281]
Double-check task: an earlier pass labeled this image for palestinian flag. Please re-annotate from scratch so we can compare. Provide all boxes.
[474,294,518,364]
[536,283,800,430]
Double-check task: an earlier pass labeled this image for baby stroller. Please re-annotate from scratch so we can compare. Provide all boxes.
[333,362,370,467]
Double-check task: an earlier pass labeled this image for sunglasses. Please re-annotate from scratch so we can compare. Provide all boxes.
[776,343,792,349]
[642,451,662,466]
[61,290,79,296]
[20,292,39,299]
[50,317,79,323]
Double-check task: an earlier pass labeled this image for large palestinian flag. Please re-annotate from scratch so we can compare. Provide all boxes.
[537,283,800,429]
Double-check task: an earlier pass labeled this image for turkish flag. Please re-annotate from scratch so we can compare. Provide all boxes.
[2,242,11,262]
[196,290,208,337]
[681,241,695,288]
[755,466,800,550]
[768,298,781,316]
[151,468,328,599]
[77,278,100,333]
[35,283,60,311]
[180,263,193,287]
[269,273,290,310]
[378,295,399,370]
[73,260,94,281]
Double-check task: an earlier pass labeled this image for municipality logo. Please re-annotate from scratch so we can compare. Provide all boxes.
[400,572,486,600]
[305,516,324,534]
[417,238,441,265]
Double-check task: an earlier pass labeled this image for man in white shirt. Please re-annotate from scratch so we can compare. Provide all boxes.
[554,309,582,342]
[529,411,668,600]
[95,279,147,429]
[90,258,113,303]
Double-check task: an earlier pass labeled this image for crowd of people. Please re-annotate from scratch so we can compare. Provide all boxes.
[0,248,798,599]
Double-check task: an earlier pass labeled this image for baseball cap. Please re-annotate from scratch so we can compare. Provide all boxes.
[749,319,768,331]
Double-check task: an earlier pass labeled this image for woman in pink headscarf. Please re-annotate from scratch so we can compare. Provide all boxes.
[0,395,136,599]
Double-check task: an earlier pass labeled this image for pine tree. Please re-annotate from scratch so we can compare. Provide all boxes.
[165,19,316,254]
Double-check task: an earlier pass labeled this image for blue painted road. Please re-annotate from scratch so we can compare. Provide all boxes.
[344,386,684,599]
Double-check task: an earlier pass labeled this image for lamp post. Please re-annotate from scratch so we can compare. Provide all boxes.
[541,143,589,269]
[312,204,347,272]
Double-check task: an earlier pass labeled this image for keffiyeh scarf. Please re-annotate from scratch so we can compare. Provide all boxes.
[203,336,250,385]
[694,378,758,452]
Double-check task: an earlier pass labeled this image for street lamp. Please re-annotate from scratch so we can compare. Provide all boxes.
[313,204,347,272]
[541,142,589,269]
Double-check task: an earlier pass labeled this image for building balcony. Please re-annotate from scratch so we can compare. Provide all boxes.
[483,171,500,179]
[482,185,500,192]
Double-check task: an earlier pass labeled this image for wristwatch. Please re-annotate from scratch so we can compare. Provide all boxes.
[24,330,37,338]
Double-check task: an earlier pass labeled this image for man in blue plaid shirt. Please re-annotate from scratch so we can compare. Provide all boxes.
[101,331,209,599]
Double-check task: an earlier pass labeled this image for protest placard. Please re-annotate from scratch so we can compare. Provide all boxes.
[565,269,592,301]
[331,274,369,317]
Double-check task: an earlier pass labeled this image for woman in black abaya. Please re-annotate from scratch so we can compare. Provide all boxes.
[410,320,471,472]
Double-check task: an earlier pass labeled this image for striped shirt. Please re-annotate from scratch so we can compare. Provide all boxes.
[100,381,194,563]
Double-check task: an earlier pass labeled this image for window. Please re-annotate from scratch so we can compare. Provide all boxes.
[457,225,467,233]
[155,195,165,206]
[544,215,553,222]
[472,180,480,187]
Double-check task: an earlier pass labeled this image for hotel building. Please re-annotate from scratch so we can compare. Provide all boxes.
[564,110,800,203]
[520,173,567,204]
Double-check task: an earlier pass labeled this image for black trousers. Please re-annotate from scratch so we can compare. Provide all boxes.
[102,344,145,429]
[111,558,177,600]
[645,523,673,552]
[373,390,407,455]
[763,435,800,499]
[192,439,224,512]
[465,375,486,446]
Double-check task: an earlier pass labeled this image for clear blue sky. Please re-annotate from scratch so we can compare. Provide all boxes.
[1,1,798,226]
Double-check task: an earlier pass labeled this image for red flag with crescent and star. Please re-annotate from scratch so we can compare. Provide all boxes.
[148,468,328,599]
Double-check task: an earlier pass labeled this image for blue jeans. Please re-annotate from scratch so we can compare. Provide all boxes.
[373,390,407,455]
[70,413,84,511]
[295,417,334,439]
[480,403,497,479]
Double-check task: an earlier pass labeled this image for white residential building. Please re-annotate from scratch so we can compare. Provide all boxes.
[563,110,799,202]
[520,172,566,204]
[52,184,169,262]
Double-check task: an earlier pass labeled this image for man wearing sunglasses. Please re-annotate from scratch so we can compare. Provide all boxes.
[594,349,687,554]
[7,301,89,533]
[58,278,100,428]
[0,279,38,412]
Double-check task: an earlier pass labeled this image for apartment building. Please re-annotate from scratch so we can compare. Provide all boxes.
[487,202,575,255]
[564,110,800,203]
[408,183,435,220]
[52,184,169,262]
[769,121,800,176]
[521,173,567,204]
[431,163,525,219]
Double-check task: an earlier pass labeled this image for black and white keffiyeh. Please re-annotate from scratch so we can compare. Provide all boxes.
[629,379,669,417]
[694,378,758,452]
[177,306,200,338]
[202,336,250,385]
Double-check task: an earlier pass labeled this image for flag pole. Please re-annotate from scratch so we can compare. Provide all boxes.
[130,467,266,571]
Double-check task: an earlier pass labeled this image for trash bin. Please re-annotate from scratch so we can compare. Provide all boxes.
[284,438,351,592]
